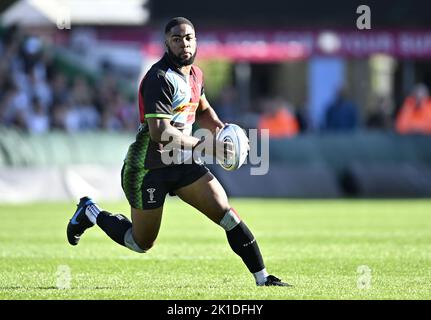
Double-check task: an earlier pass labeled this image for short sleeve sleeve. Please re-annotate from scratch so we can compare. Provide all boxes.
[141,71,174,119]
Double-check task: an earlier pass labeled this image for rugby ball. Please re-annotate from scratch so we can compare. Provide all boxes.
[216,123,249,171]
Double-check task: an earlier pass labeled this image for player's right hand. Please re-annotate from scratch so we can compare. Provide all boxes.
[213,127,234,163]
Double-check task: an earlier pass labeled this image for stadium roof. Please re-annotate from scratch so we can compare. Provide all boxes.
[149,0,431,28]
[0,0,149,27]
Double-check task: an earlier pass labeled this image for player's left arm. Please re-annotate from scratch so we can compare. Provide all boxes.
[196,94,224,133]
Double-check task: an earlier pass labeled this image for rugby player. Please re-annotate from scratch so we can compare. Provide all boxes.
[67,17,290,287]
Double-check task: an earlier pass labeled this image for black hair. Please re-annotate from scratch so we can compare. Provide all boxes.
[164,17,194,35]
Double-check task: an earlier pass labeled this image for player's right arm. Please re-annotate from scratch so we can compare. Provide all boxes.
[147,118,232,162]
[147,118,201,149]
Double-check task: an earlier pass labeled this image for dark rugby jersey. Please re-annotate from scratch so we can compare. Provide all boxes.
[124,53,204,170]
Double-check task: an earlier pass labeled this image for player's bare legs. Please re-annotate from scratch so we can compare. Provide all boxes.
[174,172,290,286]
[174,172,229,224]
[130,206,163,251]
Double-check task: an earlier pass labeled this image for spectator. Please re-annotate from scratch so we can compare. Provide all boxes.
[27,97,49,134]
[2,30,23,76]
[51,103,69,131]
[101,94,123,131]
[0,58,11,92]
[114,94,139,131]
[20,36,44,75]
[63,105,82,132]
[28,67,53,110]
[50,72,70,106]
[70,76,100,130]
[215,86,238,123]
[324,87,359,131]
[12,108,28,132]
[94,71,118,114]
[71,76,93,107]
[258,97,299,138]
[395,83,431,135]
[101,106,123,131]
[366,95,393,130]
[1,80,31,127]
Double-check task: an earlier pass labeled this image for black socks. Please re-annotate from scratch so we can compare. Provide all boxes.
[96,211,132,247]
[225,221,265,273]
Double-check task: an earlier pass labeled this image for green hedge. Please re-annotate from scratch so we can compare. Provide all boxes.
[1,128,431,170]
[0,127,133,167]
[270,131,431,175]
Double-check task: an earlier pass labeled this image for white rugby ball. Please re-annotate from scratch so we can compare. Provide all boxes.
[216,123,249,171]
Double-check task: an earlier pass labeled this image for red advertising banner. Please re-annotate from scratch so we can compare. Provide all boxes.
[96,28,431,61]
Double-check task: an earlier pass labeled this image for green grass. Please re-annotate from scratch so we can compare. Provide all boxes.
[0,199,430,300]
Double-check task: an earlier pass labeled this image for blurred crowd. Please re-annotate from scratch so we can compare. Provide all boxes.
[0,26,138,134]
[214,83,431,138]
[1,26,431,138]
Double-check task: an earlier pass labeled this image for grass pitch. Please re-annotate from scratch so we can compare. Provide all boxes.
[0,198,430,300]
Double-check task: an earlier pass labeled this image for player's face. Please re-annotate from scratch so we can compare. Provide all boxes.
[166,24,197,66]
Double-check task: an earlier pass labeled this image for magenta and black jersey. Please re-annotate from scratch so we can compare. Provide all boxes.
[125,53,205,170]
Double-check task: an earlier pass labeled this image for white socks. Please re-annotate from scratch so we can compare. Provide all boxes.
[85,203,101,225]
[254,268,269,285]
[219,209,241,231]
